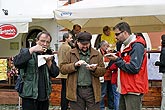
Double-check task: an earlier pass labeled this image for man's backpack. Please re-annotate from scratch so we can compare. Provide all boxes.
[15,68,26,93]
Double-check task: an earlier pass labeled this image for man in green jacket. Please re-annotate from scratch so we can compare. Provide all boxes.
[14,31,59,110]
[60,32,106,110]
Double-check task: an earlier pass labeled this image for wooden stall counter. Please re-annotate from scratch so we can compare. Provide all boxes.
[50,78,61,106]
[142,80,162,107]
[50,79,162,107]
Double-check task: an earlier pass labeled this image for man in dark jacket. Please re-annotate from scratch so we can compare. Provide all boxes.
[13,31,59,110]
[155,34,165,110]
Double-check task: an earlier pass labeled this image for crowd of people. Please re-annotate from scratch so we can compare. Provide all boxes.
[13,22,149,110]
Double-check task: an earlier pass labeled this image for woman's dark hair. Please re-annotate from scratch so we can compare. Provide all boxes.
[161,34,165,47]
[135,33,147,48]
[103,26,110,32]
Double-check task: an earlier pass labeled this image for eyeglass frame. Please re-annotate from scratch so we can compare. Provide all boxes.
[115,31,124,36]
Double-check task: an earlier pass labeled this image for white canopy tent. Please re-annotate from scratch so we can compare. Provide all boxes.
[0,0,59,39]
[0,0,58,19]
[54,0,165,33]
[55,0,164,80]
[0,0,59,31]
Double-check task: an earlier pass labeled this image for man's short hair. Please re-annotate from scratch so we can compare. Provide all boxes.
[36,31,52,42]
[113,22,131,35]
[100,40,108,47]
[63,33,70,42]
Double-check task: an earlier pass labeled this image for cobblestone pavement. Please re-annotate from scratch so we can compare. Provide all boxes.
[51,106,161,110]
[50,106,161,110]
[0,105,161,110]
[142,108,160,110]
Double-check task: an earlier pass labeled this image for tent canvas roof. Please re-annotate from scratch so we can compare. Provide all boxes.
[55,0,165,33]
[0,0,58,34]
[0,0,58,19]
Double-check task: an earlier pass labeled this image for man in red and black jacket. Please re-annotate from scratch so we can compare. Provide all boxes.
[107,22,148,110]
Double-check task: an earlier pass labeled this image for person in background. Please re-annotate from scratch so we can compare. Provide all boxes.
[13,31,59,110]
[57,33,73,110]
[98,40,114,110]
[108,62,120,110]
[134,33,147,49]
[69,24,81,48]
[60,32,106,110]
[107,22,148,110]
[155,34,165,110]
[107,42,121,110]
[94,26,116,50]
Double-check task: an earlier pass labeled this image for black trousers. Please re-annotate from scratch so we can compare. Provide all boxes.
[61,78,69,110]
[22,98,49,110]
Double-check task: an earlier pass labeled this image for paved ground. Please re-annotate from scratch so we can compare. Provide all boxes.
[51,106,161,110]
[0,105,161,110]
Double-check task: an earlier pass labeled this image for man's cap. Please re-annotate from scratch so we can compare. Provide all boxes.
[77,32,92,44]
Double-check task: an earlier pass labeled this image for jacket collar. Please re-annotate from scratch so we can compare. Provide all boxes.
[70,47,99,59]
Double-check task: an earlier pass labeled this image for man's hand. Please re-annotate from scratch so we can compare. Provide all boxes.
[29,44,45,54]
[75,60,87,67]
[86,64,97,71]
[105,53,118,61]
[44,56,53,68]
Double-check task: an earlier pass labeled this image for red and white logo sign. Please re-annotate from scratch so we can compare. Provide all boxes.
[0,24,18,39]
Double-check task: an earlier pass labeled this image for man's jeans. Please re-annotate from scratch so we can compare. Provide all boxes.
[112,84,120,110]
[100,81,114,110]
